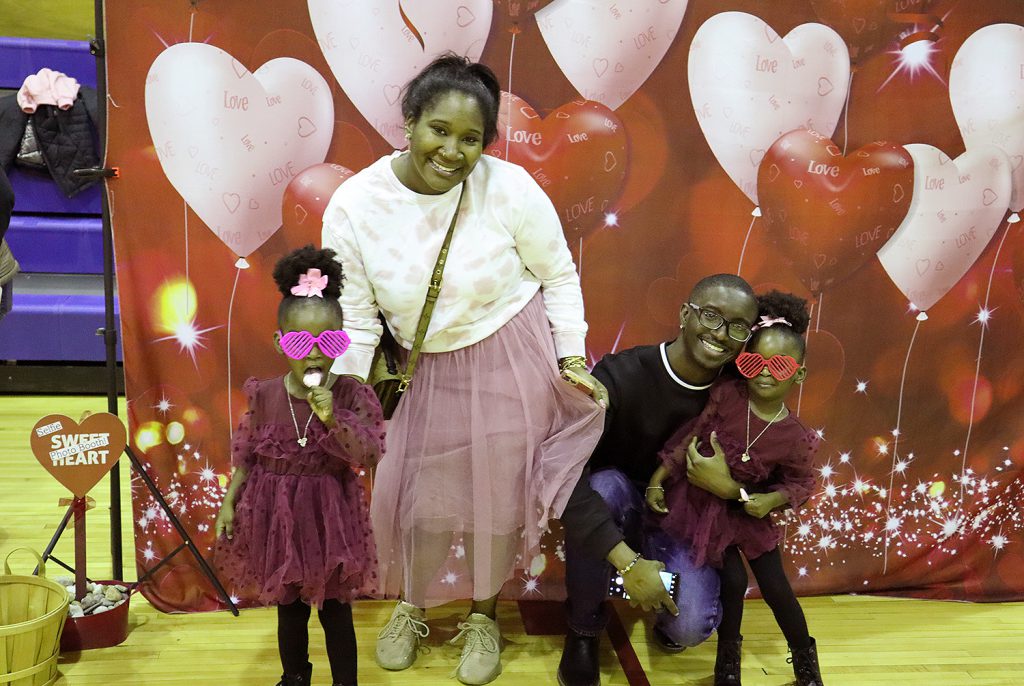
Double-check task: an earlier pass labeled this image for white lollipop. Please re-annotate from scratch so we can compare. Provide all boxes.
[302,370,323,388]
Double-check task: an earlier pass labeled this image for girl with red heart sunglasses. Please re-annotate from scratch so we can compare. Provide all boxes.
[646,290,825,686]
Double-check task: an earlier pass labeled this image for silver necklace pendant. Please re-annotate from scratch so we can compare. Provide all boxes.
[741,452,751,462]
[286,377,314,448]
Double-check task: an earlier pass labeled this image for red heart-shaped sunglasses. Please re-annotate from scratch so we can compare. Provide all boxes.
[735,351,800,381]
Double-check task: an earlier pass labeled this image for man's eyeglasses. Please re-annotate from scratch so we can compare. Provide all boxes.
[687,303,754,342]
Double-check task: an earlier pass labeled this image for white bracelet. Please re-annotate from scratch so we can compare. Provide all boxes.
[616,552,642,576]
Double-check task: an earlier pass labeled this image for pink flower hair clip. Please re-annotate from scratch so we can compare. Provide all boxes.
[291,268,328,298]
[752,315,792,331]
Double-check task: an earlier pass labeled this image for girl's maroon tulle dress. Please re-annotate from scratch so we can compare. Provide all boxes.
[217,375,385,607]
[659,378,819,568]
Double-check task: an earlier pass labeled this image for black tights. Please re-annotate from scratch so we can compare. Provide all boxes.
[718,546,811,650]
[278,598,357,685]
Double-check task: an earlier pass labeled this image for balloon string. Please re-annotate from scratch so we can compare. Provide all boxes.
[883,313,925,574]
[795,300,814,417]
[578,236,583,278]
[505,30,517,162]
[188,9,195,42]
[957,217,1013,514]
[226,264,243,441]
[736,211,758,276]
[815,291,824,333]
[184,200,190,321]
[842,70,853,156]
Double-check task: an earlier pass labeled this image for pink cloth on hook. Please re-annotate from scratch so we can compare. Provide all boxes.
[17,68,81,113]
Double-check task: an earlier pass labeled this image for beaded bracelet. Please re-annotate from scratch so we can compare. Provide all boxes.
[558,355,587,372]
[616,552,642,576]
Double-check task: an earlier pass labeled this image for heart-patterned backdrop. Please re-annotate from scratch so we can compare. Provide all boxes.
[105,0,1024,612]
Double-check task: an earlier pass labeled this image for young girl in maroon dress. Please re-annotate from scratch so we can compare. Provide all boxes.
[215,245,386,686]
[646,291,824,686]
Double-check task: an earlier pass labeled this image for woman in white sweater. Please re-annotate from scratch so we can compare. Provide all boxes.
[322,54,606,685]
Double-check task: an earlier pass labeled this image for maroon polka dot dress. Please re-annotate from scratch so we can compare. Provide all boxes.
[658,378,820,569]
[217,375,385,607]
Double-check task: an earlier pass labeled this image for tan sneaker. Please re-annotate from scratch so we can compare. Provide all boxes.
[375,600,429,670]
[449,613,502,685]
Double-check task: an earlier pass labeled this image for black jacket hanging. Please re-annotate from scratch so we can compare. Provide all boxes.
[0,86,100,198]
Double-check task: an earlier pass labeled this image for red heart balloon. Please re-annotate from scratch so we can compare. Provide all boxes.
[809,0,937,64]
[280,163,355,237]
[487,93,628,242]
[757,129,914,293]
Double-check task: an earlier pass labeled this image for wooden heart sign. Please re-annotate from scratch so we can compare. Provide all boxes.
[758,128,914,293]
[30,413,126,498]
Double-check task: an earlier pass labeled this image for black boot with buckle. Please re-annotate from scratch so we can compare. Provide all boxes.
[275,661,312,686]
[713,636,742,686]
[788,637,824,686]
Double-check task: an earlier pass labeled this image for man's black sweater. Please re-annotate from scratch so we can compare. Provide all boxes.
[560,342,712,559]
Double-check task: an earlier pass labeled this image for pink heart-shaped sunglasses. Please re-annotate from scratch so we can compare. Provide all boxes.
[277,329,351,360]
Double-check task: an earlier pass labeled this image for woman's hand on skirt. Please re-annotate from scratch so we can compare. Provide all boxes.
[560,367,609,409]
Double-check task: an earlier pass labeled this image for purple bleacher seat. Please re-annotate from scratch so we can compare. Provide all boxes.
[7,168,102,215]
[0,293,120,361]
[0,37,115,363]
[6,215,102,273]
[0,37,97,90]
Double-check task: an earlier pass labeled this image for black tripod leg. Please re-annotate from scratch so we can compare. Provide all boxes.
[35,504,75,575]
[126,445,239,615]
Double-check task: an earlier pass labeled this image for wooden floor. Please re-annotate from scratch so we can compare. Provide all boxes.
[3,395,1024,685]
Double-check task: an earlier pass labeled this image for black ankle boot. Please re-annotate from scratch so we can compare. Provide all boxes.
[557,630,600,686]
[276,661,312,686]
[789,637,824,686]
[714,636,742,686]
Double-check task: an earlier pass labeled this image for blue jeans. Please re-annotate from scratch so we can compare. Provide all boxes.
[564,468,722,646]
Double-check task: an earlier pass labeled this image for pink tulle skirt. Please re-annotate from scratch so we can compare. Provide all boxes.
[370,293,604,607]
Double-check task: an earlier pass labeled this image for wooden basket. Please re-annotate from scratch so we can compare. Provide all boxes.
[0,548,69,686]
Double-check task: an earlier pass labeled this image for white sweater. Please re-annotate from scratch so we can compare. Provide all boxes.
[322,152,588,379]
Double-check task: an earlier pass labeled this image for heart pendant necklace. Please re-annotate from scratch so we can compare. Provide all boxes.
[743,402,785,462]
[286,377,314,447]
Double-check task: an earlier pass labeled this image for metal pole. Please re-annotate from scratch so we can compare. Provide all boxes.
[90,0,124,581]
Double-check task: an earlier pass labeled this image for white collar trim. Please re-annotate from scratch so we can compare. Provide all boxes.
[660,342,713,390]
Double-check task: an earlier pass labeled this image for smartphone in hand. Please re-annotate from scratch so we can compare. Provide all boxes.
[608,570,680,602]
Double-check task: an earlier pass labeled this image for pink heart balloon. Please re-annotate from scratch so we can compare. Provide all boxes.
[145,43,334,258]
[536,0,689,111]
[878,144,1012,311]
[688,12,850,205]
[308,0,492,148]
